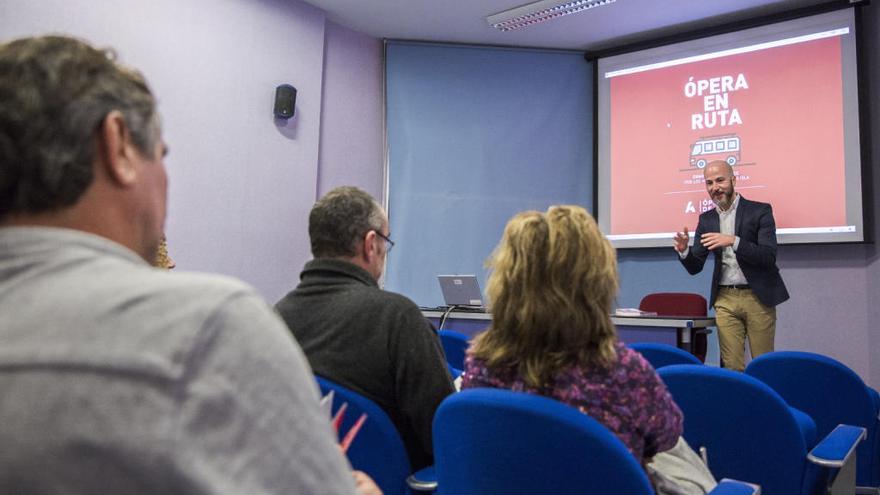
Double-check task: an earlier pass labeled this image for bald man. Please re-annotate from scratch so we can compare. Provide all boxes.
[674,160,789,371]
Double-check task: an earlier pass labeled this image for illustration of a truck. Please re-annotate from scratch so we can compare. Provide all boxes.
[689,134,740,169]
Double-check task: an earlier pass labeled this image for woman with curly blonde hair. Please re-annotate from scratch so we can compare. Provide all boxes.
[461,205,683,468]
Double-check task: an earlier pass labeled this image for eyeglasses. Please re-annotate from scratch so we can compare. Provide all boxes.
[375,231,395,253]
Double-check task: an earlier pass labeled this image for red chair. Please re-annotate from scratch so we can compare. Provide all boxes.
[639,292,708,362]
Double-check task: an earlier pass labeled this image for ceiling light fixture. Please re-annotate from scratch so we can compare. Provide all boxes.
[487,0,618,32]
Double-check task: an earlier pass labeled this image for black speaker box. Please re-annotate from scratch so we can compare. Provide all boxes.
[274,84,297,119]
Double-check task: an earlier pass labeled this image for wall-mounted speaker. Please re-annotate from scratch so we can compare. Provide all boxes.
[274,84,297,119]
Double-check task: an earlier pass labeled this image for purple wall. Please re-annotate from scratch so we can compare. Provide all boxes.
[318,21,385,202]
[776,3,880,389]
[862,2,880,389]
[0,0,384,304]
[775,245,872,382]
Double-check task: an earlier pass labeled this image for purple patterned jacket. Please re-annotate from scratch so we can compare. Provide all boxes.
[461,341,683,463]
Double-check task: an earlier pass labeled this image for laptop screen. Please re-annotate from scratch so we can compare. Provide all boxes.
[437,275,483,307]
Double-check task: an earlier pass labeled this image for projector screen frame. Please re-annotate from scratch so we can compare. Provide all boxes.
[586,0,873,249]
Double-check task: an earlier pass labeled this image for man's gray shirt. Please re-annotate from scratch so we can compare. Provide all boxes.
[0,227,356,494]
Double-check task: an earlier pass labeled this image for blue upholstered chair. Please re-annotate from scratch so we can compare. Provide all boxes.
[315,376,423,495]
[659,365,865,495]
[430,388,759,495]
[630,342,703,368]
[446,363,462,380]
[438,330,470,372]
[745,351,880,491]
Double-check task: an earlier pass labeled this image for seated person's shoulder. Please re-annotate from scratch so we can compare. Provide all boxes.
[154,269,258,301]
[613,342,650,369]
[114,262,261,310]
[114,267,277,337]
[375,287,421,311]
[342,281,422,313]
[373,289,430,323]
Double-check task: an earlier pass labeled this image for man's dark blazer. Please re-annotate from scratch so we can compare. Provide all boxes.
[680,196,789,308]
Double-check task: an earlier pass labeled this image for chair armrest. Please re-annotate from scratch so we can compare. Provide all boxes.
[807,424,866,467]
[406,465,437,492]
[708,478,761,495]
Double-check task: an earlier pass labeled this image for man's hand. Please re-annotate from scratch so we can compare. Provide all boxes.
[700,232,735,250]
[673,227,690,253]
[353,471,383,495]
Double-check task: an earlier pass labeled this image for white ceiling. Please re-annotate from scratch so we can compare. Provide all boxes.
[301,0,832,51]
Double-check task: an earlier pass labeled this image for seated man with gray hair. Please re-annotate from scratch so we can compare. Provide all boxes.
[0,35,378,495]
[276,186,454,470]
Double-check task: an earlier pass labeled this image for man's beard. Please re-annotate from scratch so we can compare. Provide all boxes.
[713,191,733,209]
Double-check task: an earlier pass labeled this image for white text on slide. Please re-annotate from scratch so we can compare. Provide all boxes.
[685,74,748,130]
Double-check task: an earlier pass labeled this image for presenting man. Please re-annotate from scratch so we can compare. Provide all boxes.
[0,35,378,494]
[276,186,454,470]
[674,160,789,371]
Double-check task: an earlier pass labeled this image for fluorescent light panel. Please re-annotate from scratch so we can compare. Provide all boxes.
[487,0,617,32]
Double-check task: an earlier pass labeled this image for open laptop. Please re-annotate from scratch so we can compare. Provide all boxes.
[437,275,484,308]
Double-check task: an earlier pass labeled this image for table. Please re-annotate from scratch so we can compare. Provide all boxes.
[422,310,714,355]
[610,315,714,353]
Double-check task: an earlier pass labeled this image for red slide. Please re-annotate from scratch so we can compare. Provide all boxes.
[608,35,846,235]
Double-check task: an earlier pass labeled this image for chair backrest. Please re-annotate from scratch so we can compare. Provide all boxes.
[639,292,708,317]
[658,365,810,495]
[746,351,879,487]
[433,388,654,495]
[447,363,463,379]
[630,343,702,368]
[315,376,412,495]
[438,330,470,371]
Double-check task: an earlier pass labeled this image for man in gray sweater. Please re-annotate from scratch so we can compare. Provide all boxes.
[276,186,455,470]
[0,35,378,495]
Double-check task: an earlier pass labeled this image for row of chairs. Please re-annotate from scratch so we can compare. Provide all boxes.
[317,376,761,495]
[430,387,761,495]
[659,364,863,495]
[630,291,878,492]
[632,343,880,494]
[328,313,877,493]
